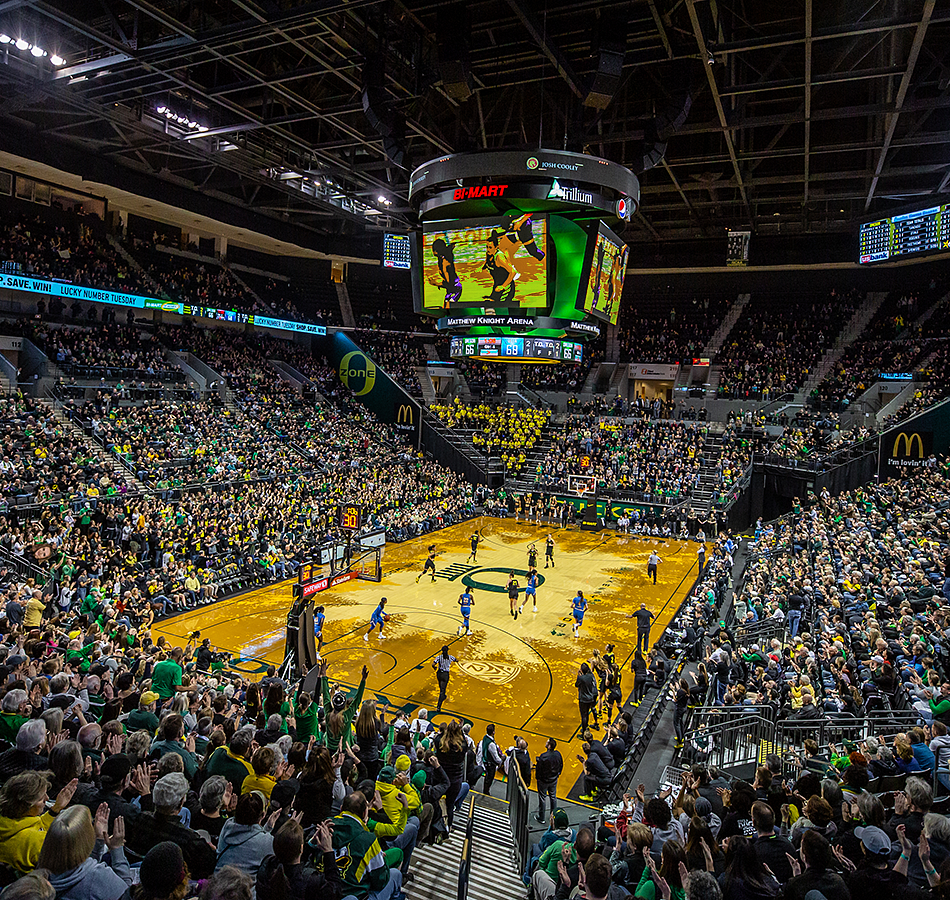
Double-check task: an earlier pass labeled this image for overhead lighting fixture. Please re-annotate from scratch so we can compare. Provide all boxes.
[49,54,64,66]
[706,48,715,66]
[0,34,11,44]
[15,38,29,51]
[30,45,45,58]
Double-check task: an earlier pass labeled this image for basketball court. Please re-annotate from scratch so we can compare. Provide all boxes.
[154,517,705,795]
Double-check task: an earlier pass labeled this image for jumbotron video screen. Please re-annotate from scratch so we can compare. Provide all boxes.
[580,222,628,326]
[421,214,548,312]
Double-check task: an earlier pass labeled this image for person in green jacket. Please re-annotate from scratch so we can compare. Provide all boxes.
[293,684,320,745]
[204,729,254,791]
[323,665,368,749]
[332,790,403,900]
[928,683,950,723]
[635,842,687,900]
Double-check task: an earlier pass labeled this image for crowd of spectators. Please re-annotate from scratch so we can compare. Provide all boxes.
[0,396,128,506]
[616,293,732,364]
[521,353,597,393]
[0,205,151,297]
[768,410,875,463]
[458,360,506,397]
[354,331,429,397]
[30,324,183,383]
[575,463,950,900]
[234,269,339,327]
[431,400,550,475]
[130,243,251,314]
[717,289,863,401]
[90,400,306,486]
[0,591,483,899]
[536,416,707,501]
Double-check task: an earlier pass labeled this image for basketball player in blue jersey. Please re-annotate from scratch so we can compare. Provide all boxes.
[313,605,326,652]
[457,588,474,636]
[520,567,539,614]
[571,590,588,637]
[363,597,388,641]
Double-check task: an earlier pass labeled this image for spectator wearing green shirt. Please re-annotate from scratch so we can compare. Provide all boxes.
[151,647,187,704]
[127,692,161,734]
[928,683,950,726]
[0,690,31,743]
[293,686,319,745]
[205,729,255,791]
[149,714,199,780]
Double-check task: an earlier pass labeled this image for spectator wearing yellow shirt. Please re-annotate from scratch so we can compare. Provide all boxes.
[241,746,283,800]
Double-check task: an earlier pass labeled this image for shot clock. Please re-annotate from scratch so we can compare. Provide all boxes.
[338,505,363,531]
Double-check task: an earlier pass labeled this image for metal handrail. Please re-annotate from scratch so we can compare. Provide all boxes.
[457,794,476,900]
[606,652,687,801]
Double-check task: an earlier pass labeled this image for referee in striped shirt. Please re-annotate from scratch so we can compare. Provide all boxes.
[432,645,457,713]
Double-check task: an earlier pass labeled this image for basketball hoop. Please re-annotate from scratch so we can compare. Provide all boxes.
[568,475,596,498]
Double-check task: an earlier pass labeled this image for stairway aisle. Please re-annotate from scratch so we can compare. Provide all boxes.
[409,803,526,900]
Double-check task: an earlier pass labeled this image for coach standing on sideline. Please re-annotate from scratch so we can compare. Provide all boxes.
[432,646,457,714]
[534,738,563,823]
[576,663,599,732]
[630,603,656,652]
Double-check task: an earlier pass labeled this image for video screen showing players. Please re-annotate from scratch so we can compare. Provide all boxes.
[579,222,627,325]
[421,214,548,312]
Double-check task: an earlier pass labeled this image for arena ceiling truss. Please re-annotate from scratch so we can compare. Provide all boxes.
[0,0,947,245]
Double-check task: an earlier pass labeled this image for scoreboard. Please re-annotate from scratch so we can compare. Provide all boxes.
[860,204,950,264]
[382,233,412,269]
[450,335,583,363]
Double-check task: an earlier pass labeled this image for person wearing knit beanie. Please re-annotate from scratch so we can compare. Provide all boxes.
[138,841,187,899]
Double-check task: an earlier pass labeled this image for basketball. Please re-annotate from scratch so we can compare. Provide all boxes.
[382,613,391,622]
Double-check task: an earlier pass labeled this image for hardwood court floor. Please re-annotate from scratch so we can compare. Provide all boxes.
[154,517,703,794]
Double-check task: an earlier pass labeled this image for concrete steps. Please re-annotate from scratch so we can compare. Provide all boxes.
[702,292,749,357]
[43,400,143,486]
[335,282,356,327]
[801,291,887,396]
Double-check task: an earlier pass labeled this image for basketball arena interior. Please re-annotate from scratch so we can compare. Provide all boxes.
[0,2,949,900]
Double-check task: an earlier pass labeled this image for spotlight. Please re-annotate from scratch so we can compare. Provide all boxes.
[377,195,387,203]
[50,54,64,66]
[30,45,45,57]
[706,50,715,66]
[0,34,11,44]
[15,38,29,50]
[157,105,166,113]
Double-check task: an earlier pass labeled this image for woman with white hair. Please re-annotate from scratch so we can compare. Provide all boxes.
[0,720,48,780]
[0,690,31,743]
[409,708,431,738]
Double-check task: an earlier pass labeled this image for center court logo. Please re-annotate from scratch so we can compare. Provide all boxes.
[460,567,546,593]
[339,351,376,396]
[457,660,521,685]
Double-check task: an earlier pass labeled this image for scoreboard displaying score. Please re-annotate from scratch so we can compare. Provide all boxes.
[338,505,363,531]
[449,335,583,363]
[408,149,638,365]
[383,233,412,269]
[859,204,950,264]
